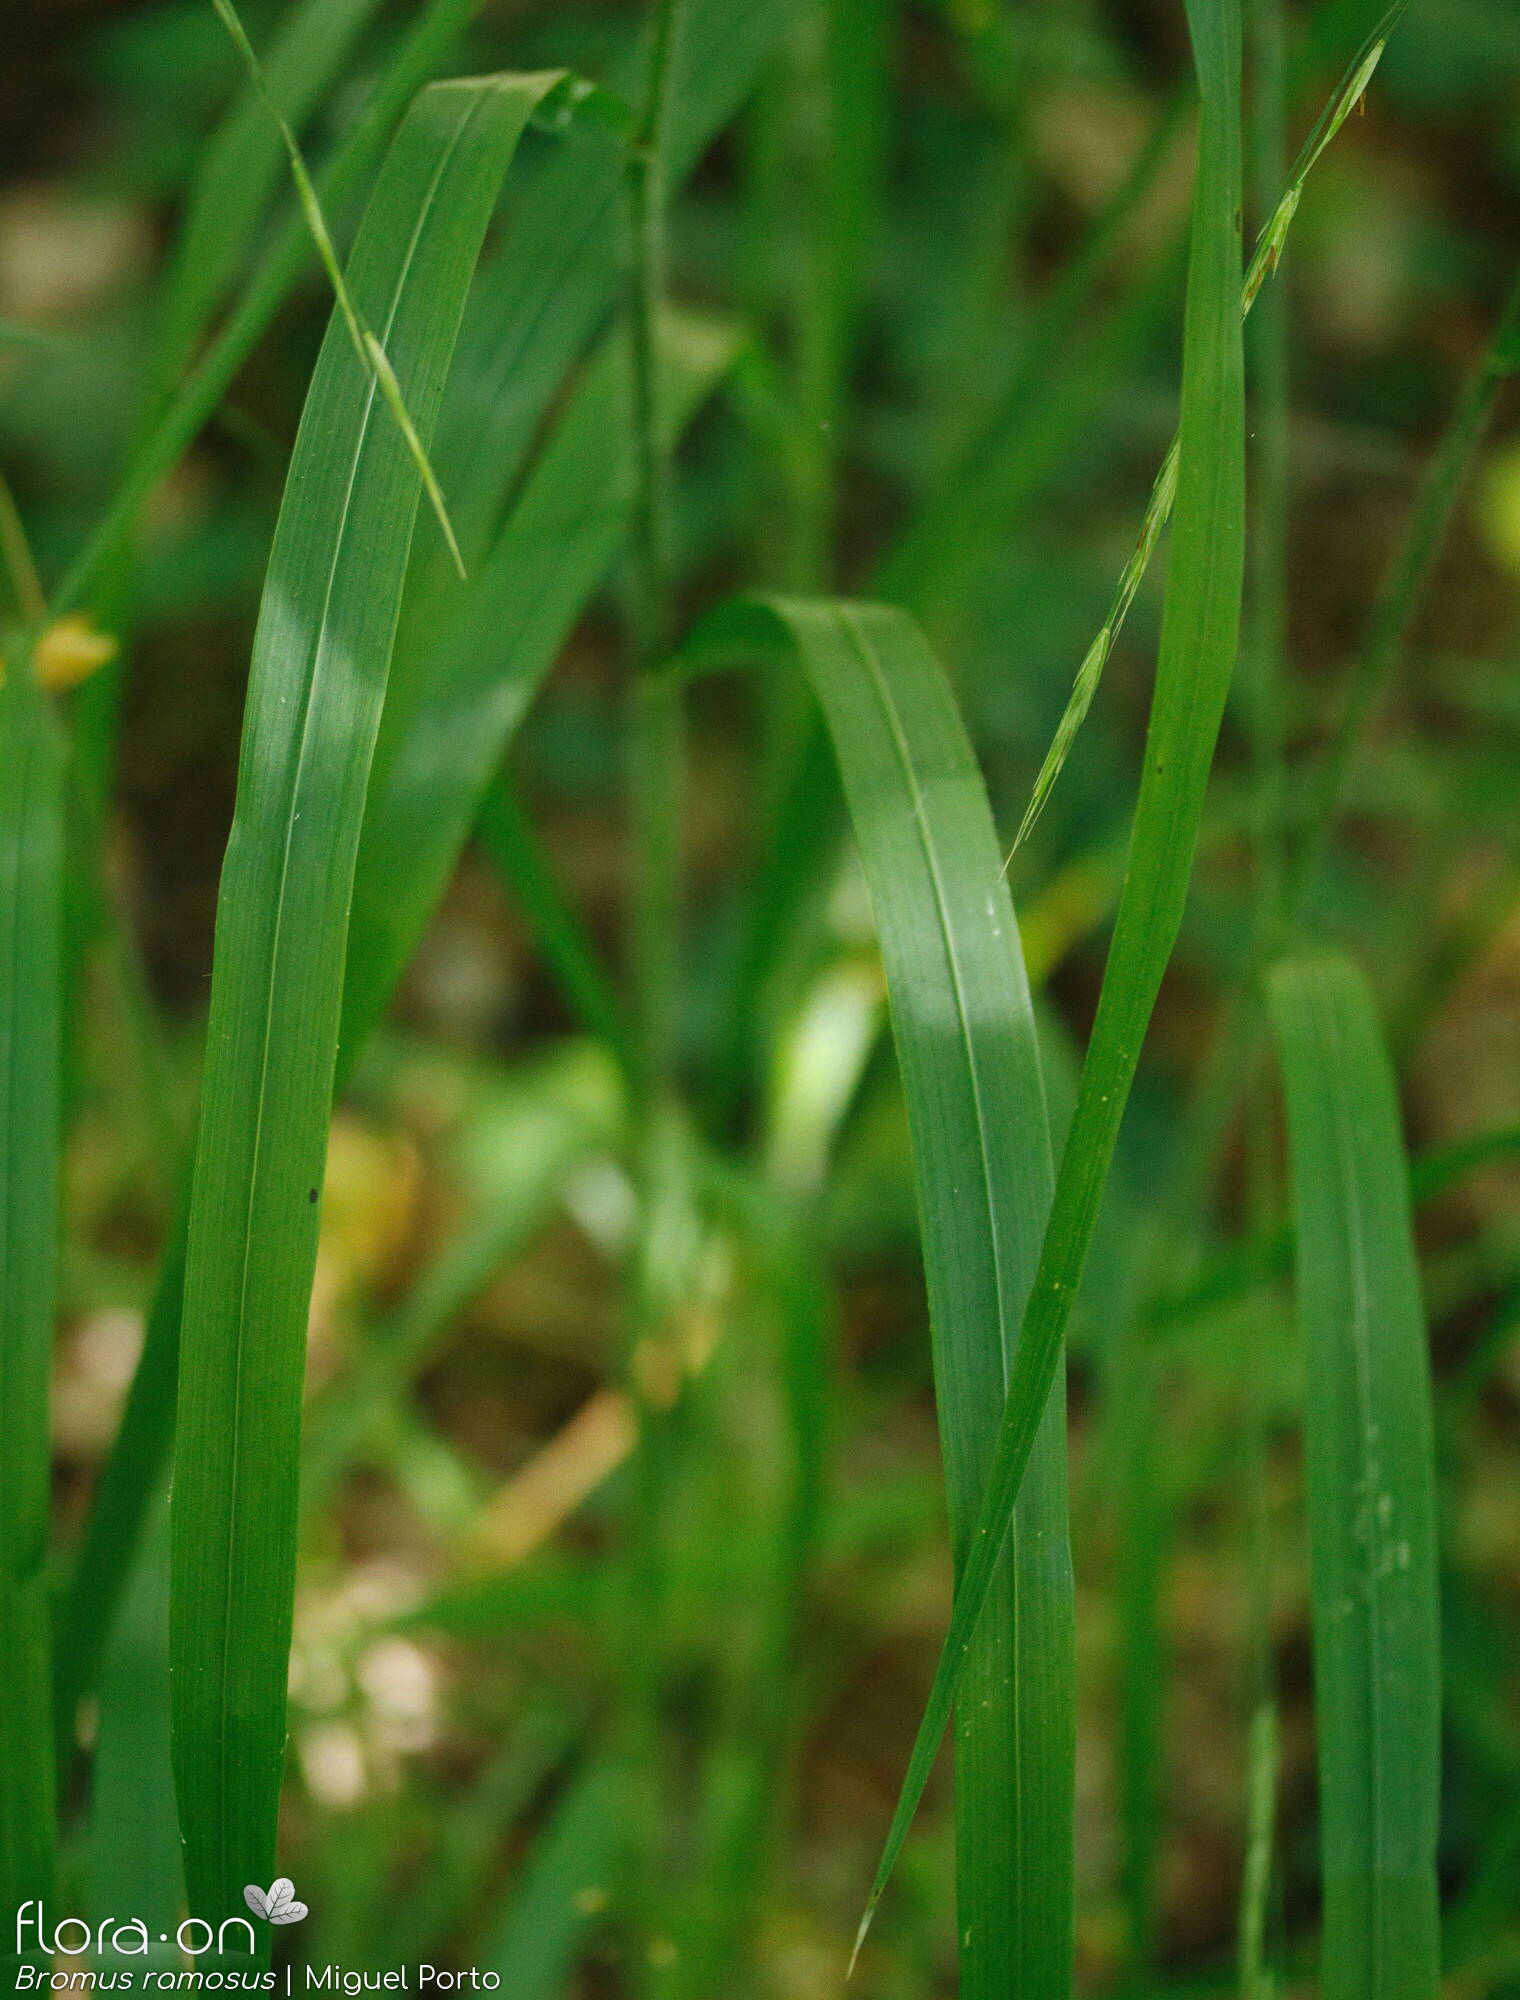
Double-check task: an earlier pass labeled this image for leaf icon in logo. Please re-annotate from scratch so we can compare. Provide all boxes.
[244,1879,308,1925]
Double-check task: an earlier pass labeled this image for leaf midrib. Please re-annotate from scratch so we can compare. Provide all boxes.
[834,603,1029,1921]
[210,84,488,1881]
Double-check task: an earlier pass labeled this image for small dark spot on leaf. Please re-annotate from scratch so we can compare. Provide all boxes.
[307,1188,318,1204]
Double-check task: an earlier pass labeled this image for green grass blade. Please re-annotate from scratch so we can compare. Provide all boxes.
[53,258,730,1774]
[679,596,1072,1995]
[87,1500,183,1964]
[169,70,569,1929]
[0,661,64,1938]
[60,0,791,624]
[1267,952,1441,2000]
[152,0,385,403]
[856,0,1246,1941]
[1237,0,1290,1972]
[1108,253,1520,1300]
[56,0,787,1843]
[711,229,1185,1132]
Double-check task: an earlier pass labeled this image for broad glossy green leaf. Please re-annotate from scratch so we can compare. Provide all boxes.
[0,663,64,1935]
[858,0,1246,1939]
[1268,952,1441,2000]
[169,70,571,1928]
[679,596,1072,1996]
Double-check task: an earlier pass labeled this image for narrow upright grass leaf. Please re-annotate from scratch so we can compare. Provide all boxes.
[1268,953,1441,2000]
[0,662,63,1936]
[679,597,1073,1995]
[859,0,1245,1938]
[59,0,794,622]
[170,69,572,1930]
[56,0,784,1640]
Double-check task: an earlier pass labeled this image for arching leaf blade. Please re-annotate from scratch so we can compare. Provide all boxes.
[679,595,1073,1994]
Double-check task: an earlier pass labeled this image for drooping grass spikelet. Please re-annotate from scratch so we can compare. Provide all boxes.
[1009,5,1406,856]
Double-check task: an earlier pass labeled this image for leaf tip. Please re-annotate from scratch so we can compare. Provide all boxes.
[847,1902,876,1980]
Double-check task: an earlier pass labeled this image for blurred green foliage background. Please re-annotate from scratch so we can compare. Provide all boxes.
[5,0,1520,1992]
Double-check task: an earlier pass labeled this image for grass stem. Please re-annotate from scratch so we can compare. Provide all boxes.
[623,8,691,1985]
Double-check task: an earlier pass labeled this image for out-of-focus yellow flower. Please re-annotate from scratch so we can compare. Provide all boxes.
[2,612,120,690]
[33,611,117,689]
